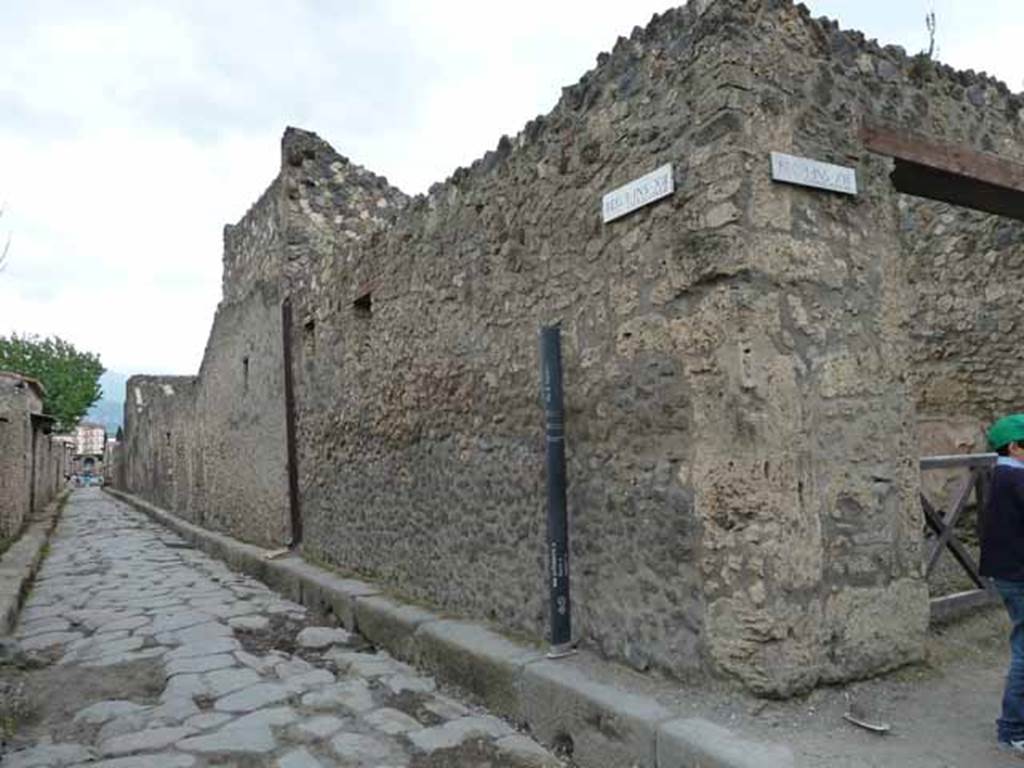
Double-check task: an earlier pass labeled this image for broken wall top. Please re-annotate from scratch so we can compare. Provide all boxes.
[216,0,1024,317]
[0,371,45,414]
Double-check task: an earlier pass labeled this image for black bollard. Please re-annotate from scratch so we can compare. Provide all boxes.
[540,325,573,656]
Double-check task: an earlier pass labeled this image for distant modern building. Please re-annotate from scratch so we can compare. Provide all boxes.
[73,421,106,479]
[75,422,106,456]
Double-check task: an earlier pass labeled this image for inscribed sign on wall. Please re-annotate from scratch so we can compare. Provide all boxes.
[770,152,857,195]
[602,164,674,223]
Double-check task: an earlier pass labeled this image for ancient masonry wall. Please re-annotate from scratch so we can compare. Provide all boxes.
[0,375,67,539]
[123,0,1024,696]
[701,0,1023,692]
[123,183,290,548]
[905,199,1024,454]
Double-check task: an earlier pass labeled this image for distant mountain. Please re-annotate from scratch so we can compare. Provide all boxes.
[86,370,127,434]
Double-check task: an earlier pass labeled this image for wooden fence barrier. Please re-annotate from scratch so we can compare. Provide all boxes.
[919,453,999,621]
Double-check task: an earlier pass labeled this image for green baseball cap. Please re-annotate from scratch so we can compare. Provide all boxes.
[988,414,1024,450]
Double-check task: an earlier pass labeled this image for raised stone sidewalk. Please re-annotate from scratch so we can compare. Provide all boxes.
[104,487,795,768]
[0,491,67,636]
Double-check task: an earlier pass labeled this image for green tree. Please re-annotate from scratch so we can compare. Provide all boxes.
[0,334,104,432]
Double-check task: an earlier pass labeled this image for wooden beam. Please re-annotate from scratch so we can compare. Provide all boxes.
[863,123,1024,193]
[930,588,997,624]
[892,161,1024,221]
[920,453,997,471]
[925,472,974,577]
[280,297,302,548]
[921,494,986,589]
[862,124,1024,221]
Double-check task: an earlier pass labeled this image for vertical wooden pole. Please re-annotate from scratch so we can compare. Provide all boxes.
[281,298,302,547]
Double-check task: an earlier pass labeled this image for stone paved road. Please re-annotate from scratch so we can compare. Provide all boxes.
[1,489,559,768]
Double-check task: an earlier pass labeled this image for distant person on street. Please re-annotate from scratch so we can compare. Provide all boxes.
[981,413,1024,756]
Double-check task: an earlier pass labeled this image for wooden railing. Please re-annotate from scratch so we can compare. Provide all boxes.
[920,453,999,621]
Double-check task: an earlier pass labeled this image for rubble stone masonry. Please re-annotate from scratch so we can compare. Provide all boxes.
[122,0,1024,695]
[123,181,291,548]
[0,373,68,538]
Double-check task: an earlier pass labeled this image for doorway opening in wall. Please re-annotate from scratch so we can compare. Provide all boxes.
[864,122,1024,618]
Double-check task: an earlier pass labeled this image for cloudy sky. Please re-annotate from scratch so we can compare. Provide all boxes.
[1,1,1022,384]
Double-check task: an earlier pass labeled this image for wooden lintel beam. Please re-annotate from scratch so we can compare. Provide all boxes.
[892,161,1024,221]
[920,453,998,471]
[862,123,1024,194]
[930,588,997,623]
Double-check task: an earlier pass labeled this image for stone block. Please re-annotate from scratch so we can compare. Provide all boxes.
[495,734,562,767]
[225,542,269,583]
[166,653,237,676]
[301,679,374,713]
[296,626,352,649]
[74,700,148,725]
[353,594,439,661]
[407,715,510,752]
[278,747,326,768]
[412,620,543,720]
[214,682,292,713]
[263,557,304,604]
[0,585,21,635]
[519,659,673,768]
[363,706,423,735]
[278,559,378,629]
[656,718,795,768]
[101,726,193,757]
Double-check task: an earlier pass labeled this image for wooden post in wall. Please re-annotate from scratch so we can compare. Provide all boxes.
[281,297,302,548]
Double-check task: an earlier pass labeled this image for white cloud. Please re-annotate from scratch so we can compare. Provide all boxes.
[1,0,1020,378]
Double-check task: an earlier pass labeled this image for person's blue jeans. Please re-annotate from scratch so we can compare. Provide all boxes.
[995,579,1024,743]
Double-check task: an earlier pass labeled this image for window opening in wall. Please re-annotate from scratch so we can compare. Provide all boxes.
[165,431,171,445]
[242,356,250,392]
[353,292,372,318]
[303,318,316,357]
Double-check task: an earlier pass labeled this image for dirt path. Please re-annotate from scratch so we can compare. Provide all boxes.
[761,607,1018,767]
[634,599,1020,767]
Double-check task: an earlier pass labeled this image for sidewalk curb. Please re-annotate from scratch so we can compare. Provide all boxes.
[104,487,795,768]
[0,490,69,636]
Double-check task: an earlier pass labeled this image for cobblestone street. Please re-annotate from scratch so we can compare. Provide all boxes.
[0,489,559,768]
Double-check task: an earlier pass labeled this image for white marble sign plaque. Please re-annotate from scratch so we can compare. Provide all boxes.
[602,163,674,223]
[770,152,857,195]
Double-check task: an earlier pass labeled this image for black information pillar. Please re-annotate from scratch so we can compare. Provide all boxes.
[540,325,572,653]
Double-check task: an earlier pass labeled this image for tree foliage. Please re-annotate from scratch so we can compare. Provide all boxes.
[0,334,104,432]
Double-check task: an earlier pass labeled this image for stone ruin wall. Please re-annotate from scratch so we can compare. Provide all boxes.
[123,375,197,514]
[0,381,40,538]
[717,0,1023,691]
[0,376,68,539]
[285,1,730,684]
[904,199,1024,455]
[122,185,290,548]
[122,0,1024,696]
[288,0,1024,695]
